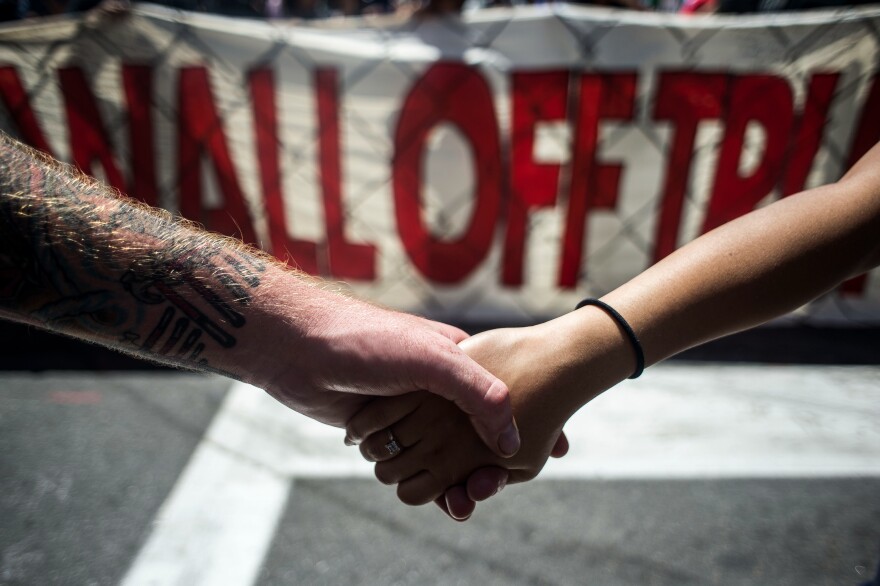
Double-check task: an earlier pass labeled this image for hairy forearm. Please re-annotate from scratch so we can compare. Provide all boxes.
[0,132,321,384]
[0,132,519,450]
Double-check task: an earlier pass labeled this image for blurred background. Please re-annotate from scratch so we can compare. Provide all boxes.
[0,2,879,585]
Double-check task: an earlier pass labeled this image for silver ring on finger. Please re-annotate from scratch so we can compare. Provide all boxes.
[385,428,402,457]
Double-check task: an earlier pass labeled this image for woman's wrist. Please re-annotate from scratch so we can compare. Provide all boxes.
[530,305,638,419]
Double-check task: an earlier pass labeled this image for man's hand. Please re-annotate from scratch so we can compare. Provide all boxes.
[345,387,563,507]
[345,312,636,518]
[255,291,521,458]
[0,131,520,459]
[344,325,581,509]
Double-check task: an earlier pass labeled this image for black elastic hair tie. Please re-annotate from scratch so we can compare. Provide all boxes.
[576,298,645,379]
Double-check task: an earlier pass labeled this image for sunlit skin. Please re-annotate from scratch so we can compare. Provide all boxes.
[347,141,880,518]
[0,131,520,461]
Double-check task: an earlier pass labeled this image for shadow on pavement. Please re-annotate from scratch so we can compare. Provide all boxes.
[0,320,878,371]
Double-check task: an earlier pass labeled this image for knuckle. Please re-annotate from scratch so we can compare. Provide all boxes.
[346,424,365,443]
[359,442,379,462]
[346,412,385,441]
[481,378,510,410]
[346,404,395,444]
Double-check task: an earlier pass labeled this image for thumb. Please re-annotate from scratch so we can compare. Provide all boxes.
[414,340,520,458]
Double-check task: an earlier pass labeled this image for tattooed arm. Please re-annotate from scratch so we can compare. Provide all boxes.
[0,147,264,365]
[0,132,520,456]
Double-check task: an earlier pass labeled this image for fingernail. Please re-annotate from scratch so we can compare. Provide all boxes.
[495,476,507,495]
[344,436,354,446]
[498,423,520,457]
[449,507,471,521]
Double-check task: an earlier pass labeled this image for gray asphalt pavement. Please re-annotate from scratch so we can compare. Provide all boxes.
[1,371,878,586]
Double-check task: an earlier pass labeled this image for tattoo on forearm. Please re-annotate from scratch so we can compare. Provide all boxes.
[224,254,263,289]
[143,306,176,351]
[159,317,190,356]
[177,328,203,358]
[0,132,270,371]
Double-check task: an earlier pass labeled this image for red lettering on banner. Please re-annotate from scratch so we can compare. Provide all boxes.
[840,73,880,296]
[122,65,159,207]
[651,72,726,263]
[249,68,319,274]
[781,72,840,197]
[502,71,569,286]
[0,66,53,154]
[58,67,126,191]
[701,75,794,234]
[393,63,502,284]
[845,74,880,168]
[559,73,636,289]
[315,69,376,280]
[177,67,257,244]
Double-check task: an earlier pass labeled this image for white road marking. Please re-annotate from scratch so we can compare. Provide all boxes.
[211,364,877,479]
[546,364,880,478]
[122,365,880,584]
[120,383,293,586]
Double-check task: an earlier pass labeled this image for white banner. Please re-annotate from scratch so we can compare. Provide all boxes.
[1,4,878,323]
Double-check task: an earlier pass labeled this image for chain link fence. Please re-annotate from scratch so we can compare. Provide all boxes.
[1,4,878,326]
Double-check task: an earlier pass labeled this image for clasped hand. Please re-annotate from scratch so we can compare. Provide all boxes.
[345,323,586,519]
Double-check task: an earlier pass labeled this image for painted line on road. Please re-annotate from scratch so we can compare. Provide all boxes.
[122,364,880,584]
[230,363,877,480]
[121,382,292,586]
[543,364,880,479]
[214,363,877,480]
